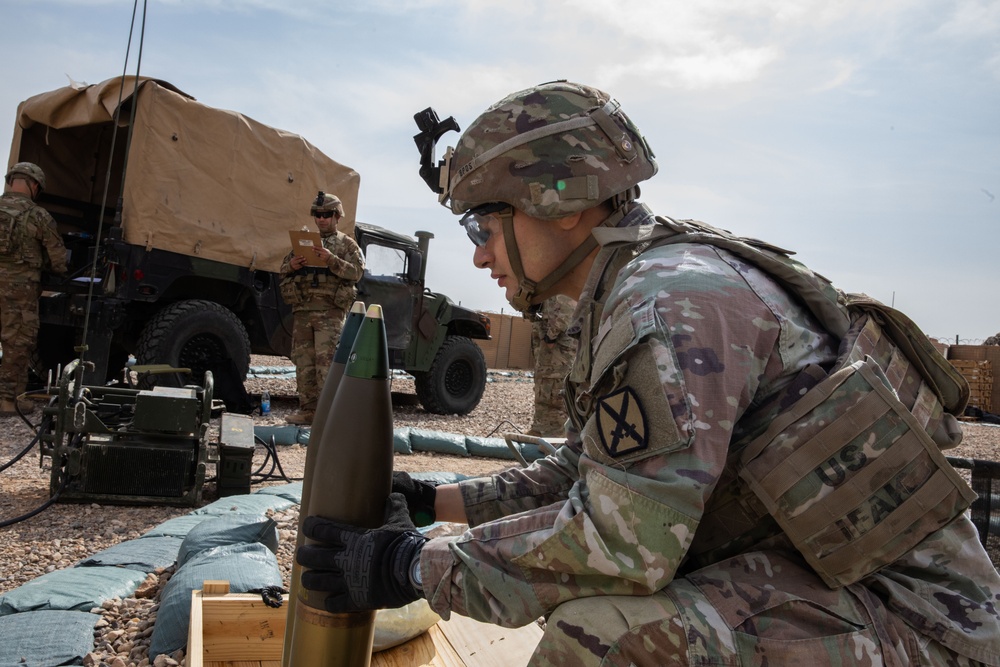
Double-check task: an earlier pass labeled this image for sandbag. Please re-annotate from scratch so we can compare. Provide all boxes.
[254,425,308,446]
[148,542,282,658]
[410,471,471,485]
[76,535,182,572]
[464,434,512,460]
[142,514,214,539]
[408,428,469,456]
[178,514,278,567]
[248,366,297,378]
[0,609,98,667]
[0,566,146,615]
[253,481,303,504]
[393,427,414,454]
[192,493,295,517]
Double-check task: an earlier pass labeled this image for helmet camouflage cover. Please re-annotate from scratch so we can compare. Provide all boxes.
[310,192,344,217]
[5,162,46,191]
[445,81,657,219]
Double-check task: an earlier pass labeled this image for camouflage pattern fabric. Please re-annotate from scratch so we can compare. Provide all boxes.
[279,230,364,312]
[0,192,67,401]
[418,204,1000,666]
[445,82,656,220]
[289,309,346,412]
[528,295,577,436]
[535,550,991,666]
[279,229,364,411]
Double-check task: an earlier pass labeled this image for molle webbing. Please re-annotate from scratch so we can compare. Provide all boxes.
[0,201,28,256]
[843,295,969,415]
[739,349,975,588]
[592,216,851,339]
[594,216,974,585]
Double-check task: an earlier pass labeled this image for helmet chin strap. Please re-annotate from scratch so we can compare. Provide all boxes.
[506,190,637,313]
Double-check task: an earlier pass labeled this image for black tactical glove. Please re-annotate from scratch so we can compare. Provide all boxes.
[391,471,438,527]
[298,493,428,613]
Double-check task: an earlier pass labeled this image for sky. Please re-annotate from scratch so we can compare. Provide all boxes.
[2,0,998,343]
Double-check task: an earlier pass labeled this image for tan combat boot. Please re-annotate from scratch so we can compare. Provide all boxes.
[285,410,315,426]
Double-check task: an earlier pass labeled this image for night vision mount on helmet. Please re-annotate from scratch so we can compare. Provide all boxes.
[413,80,658,313]
[310,191,345,218]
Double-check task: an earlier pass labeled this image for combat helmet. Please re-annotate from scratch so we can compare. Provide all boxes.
[446,81,656,219]
[412,81,657,312]
[5,162,46,192]
[309,191,344,218]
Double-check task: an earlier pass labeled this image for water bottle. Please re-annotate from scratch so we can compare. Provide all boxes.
[261,389,271,415]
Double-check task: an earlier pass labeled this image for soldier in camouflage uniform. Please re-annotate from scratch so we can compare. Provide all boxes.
[296,83,1000,666]
[527,294,577,436]
[0,163,67,417]
[279,192,364,425]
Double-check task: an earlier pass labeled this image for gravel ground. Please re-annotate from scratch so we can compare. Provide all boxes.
[1,355,998,666]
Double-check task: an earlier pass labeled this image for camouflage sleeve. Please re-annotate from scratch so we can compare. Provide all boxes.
[421,245,791,627]
[542,294,577,342]
[279,251,295,278]
[457,439,582,527]
[34,208,67,275]
[325,232,364,283]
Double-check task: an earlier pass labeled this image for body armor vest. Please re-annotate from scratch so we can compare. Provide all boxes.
[280,233,357,311]
[572,215,973,588]
[0,196,30,258]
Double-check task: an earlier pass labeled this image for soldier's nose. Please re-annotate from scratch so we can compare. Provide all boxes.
[473,244,491,269]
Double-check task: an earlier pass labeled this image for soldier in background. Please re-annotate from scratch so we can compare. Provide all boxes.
[0,163,67,417]
[279,192,364,425]
[297,83,1000,665]
[526,294,577,436]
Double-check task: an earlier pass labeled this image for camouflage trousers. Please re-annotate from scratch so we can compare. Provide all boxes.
[529,375,568,436]
[529,326,574,437]
[0,281,41,401]
[290,308,346,412]
[530,550,986,666]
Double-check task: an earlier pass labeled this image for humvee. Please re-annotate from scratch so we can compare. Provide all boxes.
[8,76,490,415]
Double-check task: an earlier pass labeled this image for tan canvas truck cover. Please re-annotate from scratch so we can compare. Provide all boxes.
[8,76,360,273]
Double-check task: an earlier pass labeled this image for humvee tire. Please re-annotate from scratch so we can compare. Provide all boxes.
[413,335,487,415]
[136,299,251,388]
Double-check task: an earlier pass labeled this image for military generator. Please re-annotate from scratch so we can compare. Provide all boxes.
[39,358,217,506]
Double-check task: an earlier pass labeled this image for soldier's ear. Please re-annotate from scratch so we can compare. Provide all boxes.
[552,211,584,232]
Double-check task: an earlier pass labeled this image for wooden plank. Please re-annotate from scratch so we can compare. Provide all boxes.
[189,590,206,667]
[434,614,542,667]
[203,580,232,595]
[200,595,286,661]
[188,580,542,667]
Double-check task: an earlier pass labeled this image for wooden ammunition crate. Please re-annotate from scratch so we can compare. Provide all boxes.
[188,581,285,666]
[949,358,994,413]
[188,581,541,667]
[949,346,1000,414]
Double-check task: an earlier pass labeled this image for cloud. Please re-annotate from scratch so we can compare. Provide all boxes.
[598,45,781,91]
[809,59,859,93]
[935,0,1000,39]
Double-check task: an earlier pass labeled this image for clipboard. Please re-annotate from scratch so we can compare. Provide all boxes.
[289,230,327,267]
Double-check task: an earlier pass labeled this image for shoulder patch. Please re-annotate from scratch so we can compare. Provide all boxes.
[596,386,649,458]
